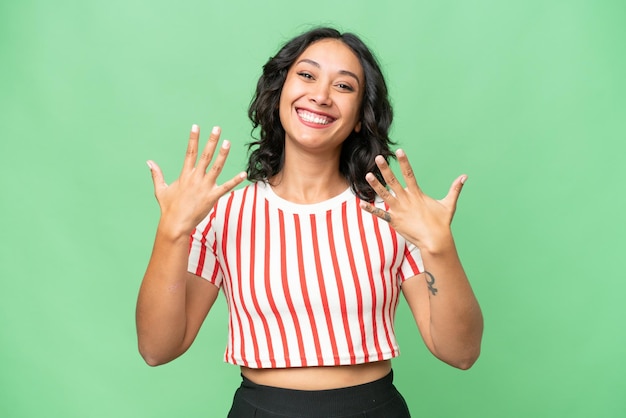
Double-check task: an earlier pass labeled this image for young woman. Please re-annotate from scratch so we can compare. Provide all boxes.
[136,27,483,418]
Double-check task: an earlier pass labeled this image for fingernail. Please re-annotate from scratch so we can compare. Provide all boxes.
[239,172,248,179]
[191,124,199,133]
[146,161,153,170]
[221,139,230,149]
[461,175,468,184]
[212,126,220,135]
[396,149,405,157]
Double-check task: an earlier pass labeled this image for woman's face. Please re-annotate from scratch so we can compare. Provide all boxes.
[279,38,364,155]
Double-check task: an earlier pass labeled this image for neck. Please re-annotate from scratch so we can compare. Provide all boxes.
[269,147,348,204]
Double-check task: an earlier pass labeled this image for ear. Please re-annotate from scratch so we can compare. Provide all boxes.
[354,121,362,133]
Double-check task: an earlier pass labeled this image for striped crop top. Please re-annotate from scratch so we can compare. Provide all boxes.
[188,181,423,369]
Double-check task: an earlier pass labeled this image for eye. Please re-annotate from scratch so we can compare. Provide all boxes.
[297,71,314,80]
[336,83,355,92]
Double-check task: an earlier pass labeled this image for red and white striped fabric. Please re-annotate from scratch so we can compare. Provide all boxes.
[188,181,423,369]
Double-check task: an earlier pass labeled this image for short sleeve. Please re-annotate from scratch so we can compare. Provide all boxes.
[397,241,424,282]
[187,212,223,287]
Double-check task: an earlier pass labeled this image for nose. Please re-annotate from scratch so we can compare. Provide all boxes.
[308,82,332,106]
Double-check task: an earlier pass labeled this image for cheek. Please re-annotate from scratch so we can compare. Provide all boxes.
[342,97,362,125]
[278,78,296,111]
[278,96,295,133]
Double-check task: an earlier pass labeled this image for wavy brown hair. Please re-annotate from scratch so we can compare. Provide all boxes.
[247,27,395,202]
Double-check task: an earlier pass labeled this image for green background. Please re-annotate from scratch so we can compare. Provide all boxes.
[1,0,624,416]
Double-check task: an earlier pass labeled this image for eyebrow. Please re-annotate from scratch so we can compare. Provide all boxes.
[296,58,361,86]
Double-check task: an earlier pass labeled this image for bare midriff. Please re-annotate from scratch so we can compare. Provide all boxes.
[241,359,392,390]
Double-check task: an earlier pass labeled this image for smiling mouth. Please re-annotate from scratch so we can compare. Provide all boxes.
[297,109,335,125]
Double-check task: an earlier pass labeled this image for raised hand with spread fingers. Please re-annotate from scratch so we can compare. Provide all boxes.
[147,124,247,239]
[359,148,465,254]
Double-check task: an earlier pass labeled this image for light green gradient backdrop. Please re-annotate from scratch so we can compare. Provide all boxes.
[1,1,624,417]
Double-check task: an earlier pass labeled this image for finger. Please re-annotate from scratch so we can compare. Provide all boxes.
[365,172,394,202]
[396,149,421,193]
[215,171,248,198]
[374,155,405,197]
[147,160,167,196]
[359,201,392,223]
[197,126,221,172]
[205,139,232,181]
[442,174,467,209]
[182,124,200,173]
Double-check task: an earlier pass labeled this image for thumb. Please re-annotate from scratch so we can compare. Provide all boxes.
[146,160,167,196]
[442,174,467,209]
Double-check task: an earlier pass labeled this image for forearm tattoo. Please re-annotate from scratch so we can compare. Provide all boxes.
[424,271,438,296]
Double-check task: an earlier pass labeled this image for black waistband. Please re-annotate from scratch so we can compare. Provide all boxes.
[235,370,399,416]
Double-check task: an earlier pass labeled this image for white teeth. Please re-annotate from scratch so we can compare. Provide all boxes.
[298,110,333,125]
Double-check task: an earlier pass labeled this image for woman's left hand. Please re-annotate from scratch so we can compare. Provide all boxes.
[359,149,466,254]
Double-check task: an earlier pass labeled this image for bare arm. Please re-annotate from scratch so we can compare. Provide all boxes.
[136,240,219,366]
[401,248,482,369]
[360,150,483,369]
[136,124,246,366]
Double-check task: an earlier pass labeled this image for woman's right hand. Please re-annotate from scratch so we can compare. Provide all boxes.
[147,124,247,239]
